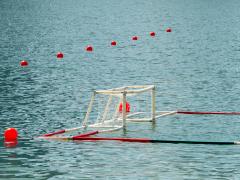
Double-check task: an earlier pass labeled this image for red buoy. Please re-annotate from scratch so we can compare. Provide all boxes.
[20,60,28,67]
[57,52,64,58]
[132,36,138,41]
[111,41,117,46]
[118,102,130,113]
[4,128,18,141]
[86,45,93,52]
[150,32,156,37]
[166,28,172,32]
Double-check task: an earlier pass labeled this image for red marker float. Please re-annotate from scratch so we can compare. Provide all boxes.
[56,52,64,58]
[166,28,172,32]
[4,128,18,141]
[150,32,155,37]
[111,41,117,46]
[86,45,93,52]
[20,60,28,67]
[118,102,130,113]
[132,36,138,41]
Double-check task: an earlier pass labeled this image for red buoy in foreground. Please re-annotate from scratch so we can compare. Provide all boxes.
[132,36,138,41]
[86,45,93,52]
[118,102,130,113]
[20,60,28,67]
[57,52,64,58]
[166,28,172,32]
[150,32,155,36]
[111,41,117,46]
[4,128,18,141]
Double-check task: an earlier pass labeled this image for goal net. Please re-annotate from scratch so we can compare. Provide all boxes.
[81,85,168,132]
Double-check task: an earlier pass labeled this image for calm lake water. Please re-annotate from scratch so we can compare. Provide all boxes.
[1,0,240,179]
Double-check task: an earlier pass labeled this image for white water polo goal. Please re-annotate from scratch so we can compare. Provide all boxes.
[81,85,176,131]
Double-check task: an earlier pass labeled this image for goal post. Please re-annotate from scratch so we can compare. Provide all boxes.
[81,85,161,130]
[151,86,156,121]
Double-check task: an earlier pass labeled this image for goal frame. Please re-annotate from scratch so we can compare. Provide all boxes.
[82,85,176,129]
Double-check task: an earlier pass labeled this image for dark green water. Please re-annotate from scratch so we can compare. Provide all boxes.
[1,0,240,179]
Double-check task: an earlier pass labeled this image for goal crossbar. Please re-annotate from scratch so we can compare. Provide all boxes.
[95,85,155,95]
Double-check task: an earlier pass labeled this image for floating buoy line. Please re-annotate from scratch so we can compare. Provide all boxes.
[19,28,171,66]
[3,128,240,146]
[41,136,240,145]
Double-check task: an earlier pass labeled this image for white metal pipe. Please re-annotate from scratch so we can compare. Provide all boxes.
[122,92,127,128]
[82,92,96,126]
[125,85,154,89]
[155,111,177,118]
[95,85,155,95]
[126,118,153,122]
[151,87,156,122]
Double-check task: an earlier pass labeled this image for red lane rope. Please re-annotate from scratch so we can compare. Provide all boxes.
[72,131,99,139]
[42,129,66,137]
[177,111,240,115]
[72,137,151,143]
[70,137,238,145]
